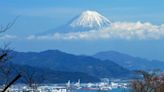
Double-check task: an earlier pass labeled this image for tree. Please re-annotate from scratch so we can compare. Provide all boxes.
[0,63,13,86]
[0,18,21,92]
[131,70,164,92]
[0,16,18,33]
[0,17,18,64]
[20,67,46,91]
[0,44,14,85]
[0,21,15,88]
[0,17,45,91]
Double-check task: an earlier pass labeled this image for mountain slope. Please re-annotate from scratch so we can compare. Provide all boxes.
[44,10,111,34]
[0,63,100,83]
[70,10,111,29]
[94,51,164,70]
[9,50,131,78]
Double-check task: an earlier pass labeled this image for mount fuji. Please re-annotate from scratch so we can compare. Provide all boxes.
[45,10,111,34]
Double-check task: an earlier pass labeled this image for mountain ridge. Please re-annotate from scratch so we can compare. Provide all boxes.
[9,49,132,79]
[93,50,164,70]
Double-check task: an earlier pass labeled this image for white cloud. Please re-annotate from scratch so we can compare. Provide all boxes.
[27,21,164,40]
[0,34,18,40]
[106,21,164,40]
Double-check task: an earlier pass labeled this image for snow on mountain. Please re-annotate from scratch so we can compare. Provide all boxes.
[45,10,112,34]
[70,10,112,29]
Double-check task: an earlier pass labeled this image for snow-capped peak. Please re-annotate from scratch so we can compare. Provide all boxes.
[70,10,111,29]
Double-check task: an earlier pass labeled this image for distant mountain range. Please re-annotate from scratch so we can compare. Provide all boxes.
[9,50,131,82]
[94,51,164,70]
[6,49,164,83]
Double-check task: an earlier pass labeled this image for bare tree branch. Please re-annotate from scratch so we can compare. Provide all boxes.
[0,16,19,33]
[0,43,12,63]
[131,70,164,92]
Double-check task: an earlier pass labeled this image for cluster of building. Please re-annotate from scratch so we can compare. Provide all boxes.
[0,79,129,92]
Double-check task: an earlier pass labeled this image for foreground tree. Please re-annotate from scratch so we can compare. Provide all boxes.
[0,22,14,90]
[131,70,164,92]
[1,18,45,91]
[20,67,46,91]
[0,17,18,65]
[0,18,21,92]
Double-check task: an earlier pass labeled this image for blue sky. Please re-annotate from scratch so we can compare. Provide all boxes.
[1,0,164,61]
[1,0,164,35]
